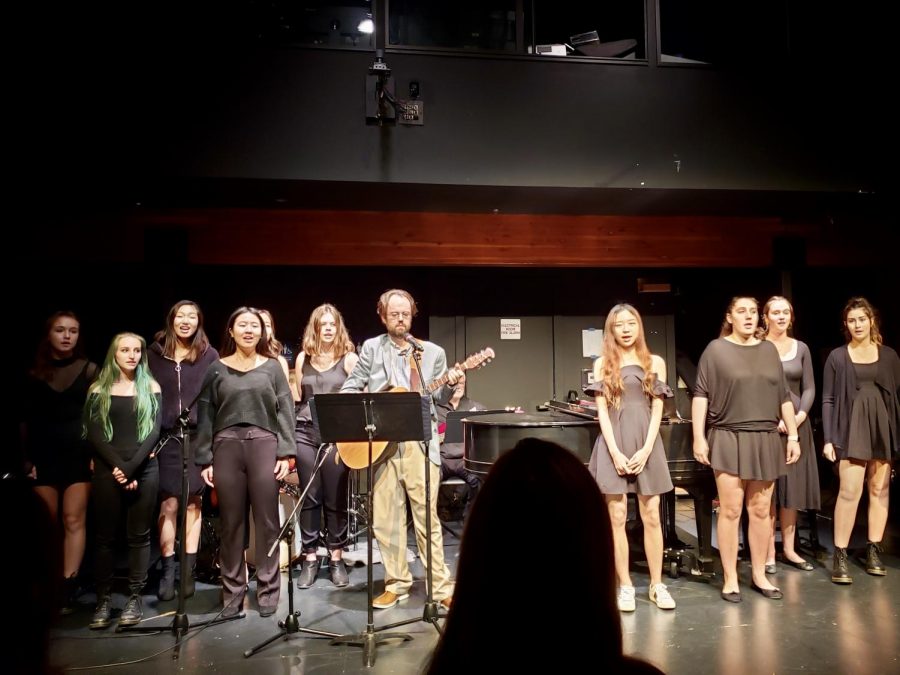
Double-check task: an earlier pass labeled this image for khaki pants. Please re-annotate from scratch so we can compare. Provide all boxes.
[372,442,453,600]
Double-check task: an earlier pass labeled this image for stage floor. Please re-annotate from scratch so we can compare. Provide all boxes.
[48,498,899,674]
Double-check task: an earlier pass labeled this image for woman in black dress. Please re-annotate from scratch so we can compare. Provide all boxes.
[692,297,800,601]
[23,311,97,613]
[85,333,161,629]
[148,300,219,600]
[823,297,900,583]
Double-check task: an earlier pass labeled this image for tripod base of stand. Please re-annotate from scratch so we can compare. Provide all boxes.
[243,611,341,658]
[379,600,446,634]
[331,629,413,667]
[116,610,246,658]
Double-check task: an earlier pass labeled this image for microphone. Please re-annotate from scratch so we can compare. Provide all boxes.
[176,370,219,428]
[404,333,425,352]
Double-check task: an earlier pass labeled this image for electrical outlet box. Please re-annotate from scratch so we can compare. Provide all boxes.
[398,100,424,125]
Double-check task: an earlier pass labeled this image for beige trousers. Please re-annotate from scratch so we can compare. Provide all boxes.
[372,442,453,600]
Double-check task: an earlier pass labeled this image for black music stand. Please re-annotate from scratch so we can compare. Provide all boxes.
[116,384,243,656]
[311,392,430,667]
[243,443,341,658]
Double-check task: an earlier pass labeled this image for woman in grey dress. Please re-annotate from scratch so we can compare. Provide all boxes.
[823,297,900,583]
[589,304,676,611]
[692,297,801,602]
[762,297,819,572]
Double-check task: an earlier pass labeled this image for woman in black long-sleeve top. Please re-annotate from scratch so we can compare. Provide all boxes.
[84,333,161,629]
[823,297,900,583]
[196,307,294,618]
[147,300,219,601]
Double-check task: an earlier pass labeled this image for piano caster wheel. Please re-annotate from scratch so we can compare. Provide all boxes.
[669,560,679,579]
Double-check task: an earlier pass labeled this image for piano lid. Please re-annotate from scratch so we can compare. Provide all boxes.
[546,399,689,424]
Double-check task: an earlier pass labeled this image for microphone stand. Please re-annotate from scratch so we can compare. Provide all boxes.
[243,443,341,658]
[117,373,242,658]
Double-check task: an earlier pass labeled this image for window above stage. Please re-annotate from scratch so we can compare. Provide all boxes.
[242,1,794,68]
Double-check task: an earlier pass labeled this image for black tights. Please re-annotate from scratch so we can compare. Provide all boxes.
[92,460,159,595]
[296,423,349,554]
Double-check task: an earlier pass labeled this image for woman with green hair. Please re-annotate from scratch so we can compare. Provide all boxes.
[84,333,161,629]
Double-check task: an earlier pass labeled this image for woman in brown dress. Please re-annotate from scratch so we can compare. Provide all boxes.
[692,297,800,601]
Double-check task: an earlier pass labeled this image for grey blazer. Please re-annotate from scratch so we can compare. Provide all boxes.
[341,334,452,465]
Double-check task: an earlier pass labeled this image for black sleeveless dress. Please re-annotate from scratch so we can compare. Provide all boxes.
[24,358,94,487]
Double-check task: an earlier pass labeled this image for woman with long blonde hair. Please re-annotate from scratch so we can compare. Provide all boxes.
[588,304,676,611]
[84,332,161,629]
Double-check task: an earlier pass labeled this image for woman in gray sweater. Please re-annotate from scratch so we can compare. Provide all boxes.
[196,307,295,618]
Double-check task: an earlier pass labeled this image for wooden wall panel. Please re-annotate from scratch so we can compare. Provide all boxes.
[127,209,790,267]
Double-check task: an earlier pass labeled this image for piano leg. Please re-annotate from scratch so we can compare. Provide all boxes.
[693,485,715,574]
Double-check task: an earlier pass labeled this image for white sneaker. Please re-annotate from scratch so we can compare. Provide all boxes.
[617,585,636,612]
[649,583,676,609]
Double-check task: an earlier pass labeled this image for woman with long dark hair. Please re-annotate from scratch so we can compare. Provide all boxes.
[692,297,800,602]
[148,300,219,600]
[588,304,676,611]
[823,297,900,583]
[196,307,295,618]
[22,311,97,613]
[85,333,161,629]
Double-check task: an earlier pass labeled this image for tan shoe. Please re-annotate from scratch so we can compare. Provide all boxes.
[372,591,409,609]
[439,596,452,610]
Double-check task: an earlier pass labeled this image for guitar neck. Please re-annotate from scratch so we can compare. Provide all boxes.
[424,372,452,394]
[425,366,469,394]
[420,346,494,394]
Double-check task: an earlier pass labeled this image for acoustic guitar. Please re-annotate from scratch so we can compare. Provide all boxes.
[336,347,496,470]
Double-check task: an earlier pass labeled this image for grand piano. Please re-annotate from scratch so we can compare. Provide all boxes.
[463,399,716,577]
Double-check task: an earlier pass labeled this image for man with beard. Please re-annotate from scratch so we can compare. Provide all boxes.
[341,289,461,610]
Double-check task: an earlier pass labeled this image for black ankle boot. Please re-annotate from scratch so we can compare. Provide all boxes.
[119,594,143,626]
[296,558,320,589]
[832,547,852,584]
[329,559,349,587]
[865,542,887,576]
[158,555,176,601]
[183,553,197,597]
[90,595,112,630]
[60,576,80,615]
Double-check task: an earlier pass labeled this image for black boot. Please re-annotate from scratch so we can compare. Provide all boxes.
[157,555,176,601]
[182,553,197,597]
[90,595,112,630]
[296,558,320,589]
[60,576,80,615]
[832,547,852,584]
[119,594,143,626]
[329,559,349,587]
[865,541,887,576]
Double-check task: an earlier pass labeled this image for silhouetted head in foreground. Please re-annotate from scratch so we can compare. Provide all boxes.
[427,437,664,673]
